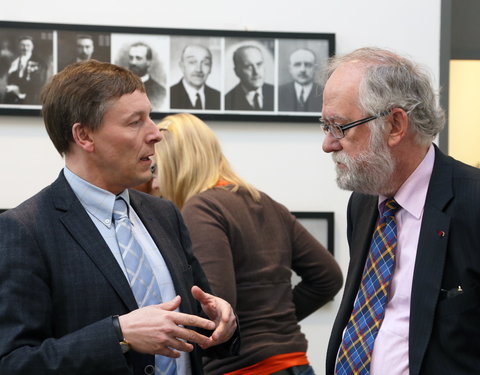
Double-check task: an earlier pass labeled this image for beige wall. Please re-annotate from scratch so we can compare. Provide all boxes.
[449,60,480,167]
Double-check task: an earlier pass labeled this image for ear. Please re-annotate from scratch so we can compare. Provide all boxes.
[233,65,240,79]
[386,108,409,147]
[72,122,95,152]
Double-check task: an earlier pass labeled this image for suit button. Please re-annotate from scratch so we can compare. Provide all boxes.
[144,365,155,375]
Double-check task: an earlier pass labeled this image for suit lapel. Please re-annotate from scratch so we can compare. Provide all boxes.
[345,195,378,314]
[52,174,138,311]
[328,193,378,371]
[409,147,453,375]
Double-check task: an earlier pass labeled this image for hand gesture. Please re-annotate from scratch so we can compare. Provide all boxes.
[118,296,215,358]
[191,286,237,349]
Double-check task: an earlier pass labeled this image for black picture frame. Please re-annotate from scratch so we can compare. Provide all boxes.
[292,211,334,255]
[0,20,334,122]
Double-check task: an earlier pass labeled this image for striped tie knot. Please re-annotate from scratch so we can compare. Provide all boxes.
[113,197,129,221]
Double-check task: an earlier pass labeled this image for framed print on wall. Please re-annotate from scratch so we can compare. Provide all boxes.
[0,20,334,122]
[292,211,334,255]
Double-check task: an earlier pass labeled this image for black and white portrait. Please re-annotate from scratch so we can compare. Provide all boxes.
[112,33,168,111]
[57,31,111,72]
[277,39,329,113]
[169,36,222,111]
[224,38,275,112]
[0,28,53,106]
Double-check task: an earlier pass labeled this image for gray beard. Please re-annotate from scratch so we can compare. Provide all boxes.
[332,139,395,196]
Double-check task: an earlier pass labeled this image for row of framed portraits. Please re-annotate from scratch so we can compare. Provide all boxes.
[0,21,334,122]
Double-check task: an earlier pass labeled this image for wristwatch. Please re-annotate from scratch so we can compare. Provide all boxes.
[112,315,131,354]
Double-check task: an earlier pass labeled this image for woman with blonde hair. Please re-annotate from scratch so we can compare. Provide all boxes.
[155,113,342,375]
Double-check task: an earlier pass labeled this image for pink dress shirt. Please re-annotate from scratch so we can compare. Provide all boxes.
[370,144,435,374]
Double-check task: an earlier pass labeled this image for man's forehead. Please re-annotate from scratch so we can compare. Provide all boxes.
[323,64,364,117]
[327,62,364,90]
[290,49,315,63]
[183,45,210,59]
[129,46,147,56]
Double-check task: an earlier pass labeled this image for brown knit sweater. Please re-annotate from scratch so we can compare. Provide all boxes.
[182,187,343,374]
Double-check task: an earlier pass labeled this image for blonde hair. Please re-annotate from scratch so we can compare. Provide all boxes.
[155,113,260,208]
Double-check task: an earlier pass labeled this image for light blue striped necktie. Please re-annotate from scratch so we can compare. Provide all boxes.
[113,197,177,375]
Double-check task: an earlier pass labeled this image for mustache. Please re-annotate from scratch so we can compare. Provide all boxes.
[332,151,349,164]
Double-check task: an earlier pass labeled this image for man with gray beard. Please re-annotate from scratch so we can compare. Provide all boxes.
[321,47,480,375]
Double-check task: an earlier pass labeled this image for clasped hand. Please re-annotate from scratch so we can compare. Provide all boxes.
[118,286,236,357]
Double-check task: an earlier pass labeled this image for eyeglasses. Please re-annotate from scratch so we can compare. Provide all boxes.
[319,110,390,139]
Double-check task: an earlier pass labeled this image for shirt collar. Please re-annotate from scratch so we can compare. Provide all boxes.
[63,167,130,228]
[379,144,435,219]
[181,79,205,105]
[139,73,150,83]
[294,81,313,97]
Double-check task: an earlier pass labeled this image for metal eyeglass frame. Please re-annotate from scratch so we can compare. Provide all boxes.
[319,109,391,139]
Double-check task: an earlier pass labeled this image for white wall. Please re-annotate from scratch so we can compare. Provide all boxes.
[0,1,442,373]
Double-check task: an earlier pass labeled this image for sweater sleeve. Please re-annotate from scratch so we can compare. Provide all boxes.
[181,194,238,309]
[289,212,343,321]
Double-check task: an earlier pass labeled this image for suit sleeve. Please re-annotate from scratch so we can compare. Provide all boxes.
[0,212,130,375]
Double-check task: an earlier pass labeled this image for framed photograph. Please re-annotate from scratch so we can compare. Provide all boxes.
[292,211,334,255]
[0,20,334,121]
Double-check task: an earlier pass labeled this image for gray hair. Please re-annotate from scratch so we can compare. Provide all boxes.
[326,47,445,145]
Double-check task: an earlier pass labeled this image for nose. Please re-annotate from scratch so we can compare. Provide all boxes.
[322,132,342,153]
[147,118,162,143]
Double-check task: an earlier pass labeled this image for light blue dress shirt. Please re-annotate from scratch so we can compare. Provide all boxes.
[63,167,191,374]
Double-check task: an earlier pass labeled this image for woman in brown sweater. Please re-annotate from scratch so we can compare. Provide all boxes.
[154,113,343,375]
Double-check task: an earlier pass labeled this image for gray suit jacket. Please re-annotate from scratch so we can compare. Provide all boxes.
[278,82,322,112]
[326,145,480,375]
[0,171,239,374]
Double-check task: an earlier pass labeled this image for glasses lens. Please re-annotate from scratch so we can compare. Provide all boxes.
[330,125,344,139]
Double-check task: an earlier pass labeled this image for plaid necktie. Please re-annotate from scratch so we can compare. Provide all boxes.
[335,198,400,375]
[113,197,177,375]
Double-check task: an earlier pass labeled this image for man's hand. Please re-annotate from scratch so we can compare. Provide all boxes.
[191,286,237,349]
[118,296,215,358]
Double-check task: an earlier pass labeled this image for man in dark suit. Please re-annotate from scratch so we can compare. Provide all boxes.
[128,42,166,110]
[170,44,220,110]
[0,60,239,375]
[322,47,480,375]
[225,45,273,111]
[278,48,322,112]
[4,35,47,104]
